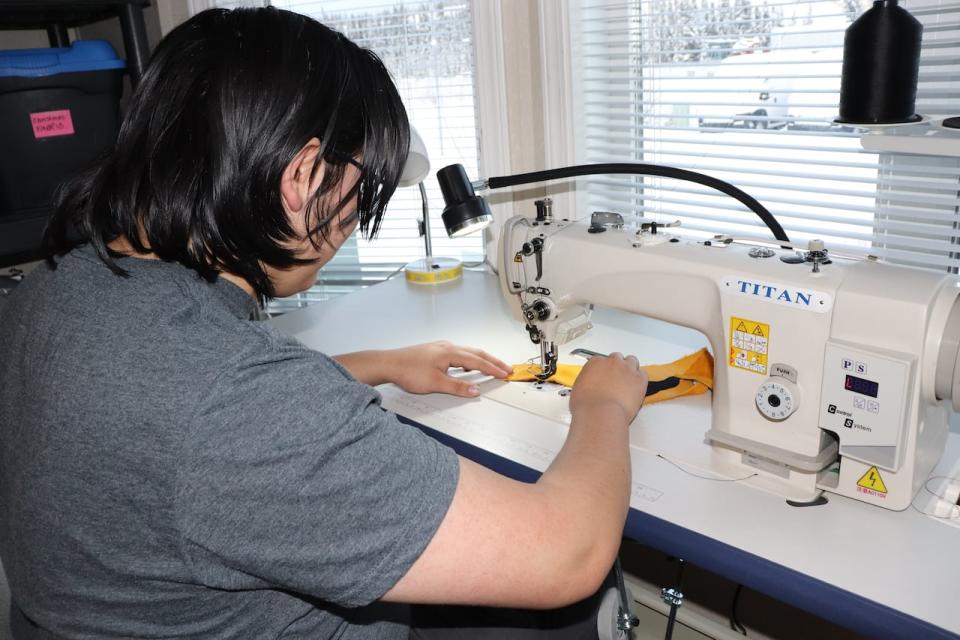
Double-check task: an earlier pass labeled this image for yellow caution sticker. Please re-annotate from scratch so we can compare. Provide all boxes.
[856,466,888,497]
[728,316,769,375]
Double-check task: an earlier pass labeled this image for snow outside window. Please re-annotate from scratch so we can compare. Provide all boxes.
[571,0,960,272]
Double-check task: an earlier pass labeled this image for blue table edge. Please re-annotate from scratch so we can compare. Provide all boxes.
[400,417,958,640]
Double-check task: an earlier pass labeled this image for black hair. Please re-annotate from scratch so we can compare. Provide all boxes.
[44,7,410,298]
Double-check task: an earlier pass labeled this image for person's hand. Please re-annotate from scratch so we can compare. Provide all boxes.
[569,353,649,425]
[384,341,512,397]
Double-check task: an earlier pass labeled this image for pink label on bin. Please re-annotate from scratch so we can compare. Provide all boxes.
[30,110,75,139]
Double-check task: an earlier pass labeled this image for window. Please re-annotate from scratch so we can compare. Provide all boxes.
[210,0,485,310]
[571,0,960,272]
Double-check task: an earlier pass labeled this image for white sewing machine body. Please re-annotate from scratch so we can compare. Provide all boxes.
[500,214,960,510]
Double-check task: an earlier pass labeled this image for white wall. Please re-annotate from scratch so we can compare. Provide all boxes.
[1,30,56,49]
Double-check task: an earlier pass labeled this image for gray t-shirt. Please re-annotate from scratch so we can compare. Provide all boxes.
[0,248,459,639]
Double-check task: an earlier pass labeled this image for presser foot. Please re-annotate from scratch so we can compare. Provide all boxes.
[533,337,558,382]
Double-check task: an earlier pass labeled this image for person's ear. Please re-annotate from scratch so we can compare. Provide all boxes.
[280,137,323,214]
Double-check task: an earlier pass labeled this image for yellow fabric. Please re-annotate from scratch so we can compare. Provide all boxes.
[506,347,714,406]
[506,363,584,387]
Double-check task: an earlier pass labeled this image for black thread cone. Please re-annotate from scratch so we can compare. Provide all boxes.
[838,0,923,125]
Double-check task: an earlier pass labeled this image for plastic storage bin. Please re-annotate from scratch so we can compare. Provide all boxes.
[0,40,125,264]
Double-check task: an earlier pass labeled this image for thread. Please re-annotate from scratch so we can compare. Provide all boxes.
[838,0,923,125]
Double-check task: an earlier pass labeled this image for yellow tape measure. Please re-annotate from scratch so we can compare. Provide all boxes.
[404,257,463,284]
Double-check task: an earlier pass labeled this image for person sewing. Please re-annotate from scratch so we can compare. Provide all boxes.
[0,7,649,639]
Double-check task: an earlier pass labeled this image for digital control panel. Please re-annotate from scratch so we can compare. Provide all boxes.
[819,342,913,470]
[844,374,879,398]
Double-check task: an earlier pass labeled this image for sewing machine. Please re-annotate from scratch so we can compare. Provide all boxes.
[498,210,960,510]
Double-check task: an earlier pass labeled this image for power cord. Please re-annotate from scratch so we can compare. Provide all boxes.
[729,584,747,635]
[656,454,759,482]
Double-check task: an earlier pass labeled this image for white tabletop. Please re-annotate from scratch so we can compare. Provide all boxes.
[271,271,960,638]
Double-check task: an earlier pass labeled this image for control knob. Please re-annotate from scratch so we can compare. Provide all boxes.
[756,376,800,421]
[523,299,552,322]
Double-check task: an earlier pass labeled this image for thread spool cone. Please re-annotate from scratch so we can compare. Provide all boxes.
[837,0,923,125]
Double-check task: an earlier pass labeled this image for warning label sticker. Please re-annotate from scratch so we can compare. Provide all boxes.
[856,466,888,497]
[728,316,769,375]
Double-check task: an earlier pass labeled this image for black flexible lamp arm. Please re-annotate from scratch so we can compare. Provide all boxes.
[437,162,790,243]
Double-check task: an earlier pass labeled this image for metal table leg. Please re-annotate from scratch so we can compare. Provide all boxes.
[118,3,150,87]
[46,23,69,47]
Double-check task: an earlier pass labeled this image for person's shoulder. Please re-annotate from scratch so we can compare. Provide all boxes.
[236,320,335,366]
[186,319,380,453]
[205,319,357,393]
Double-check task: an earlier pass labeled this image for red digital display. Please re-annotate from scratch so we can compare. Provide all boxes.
[845,374,879,398]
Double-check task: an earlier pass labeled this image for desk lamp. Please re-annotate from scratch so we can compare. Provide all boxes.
[435,163,787,242]
[400,128,487,284]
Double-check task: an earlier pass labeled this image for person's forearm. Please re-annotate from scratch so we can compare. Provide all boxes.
[333,350,391,386]
[536,404,632,580]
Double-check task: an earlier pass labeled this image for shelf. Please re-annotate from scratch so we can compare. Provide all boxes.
[0,1,152,84]
[0,1,148,29]
[859,118,960,158]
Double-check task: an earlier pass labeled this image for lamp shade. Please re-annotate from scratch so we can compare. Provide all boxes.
[398,126,431,187]
[437,164,493,237]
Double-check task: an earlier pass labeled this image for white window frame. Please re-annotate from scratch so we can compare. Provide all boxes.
[539,0,578,213]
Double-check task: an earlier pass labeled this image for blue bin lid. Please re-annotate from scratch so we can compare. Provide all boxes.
[0,40,125,78]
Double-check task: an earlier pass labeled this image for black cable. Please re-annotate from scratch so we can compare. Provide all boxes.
[730,584,747,635]
[486,163,790,244]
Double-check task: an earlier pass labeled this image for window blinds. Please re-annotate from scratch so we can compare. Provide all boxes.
[571,0,960,272]
[214,0,484,310]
